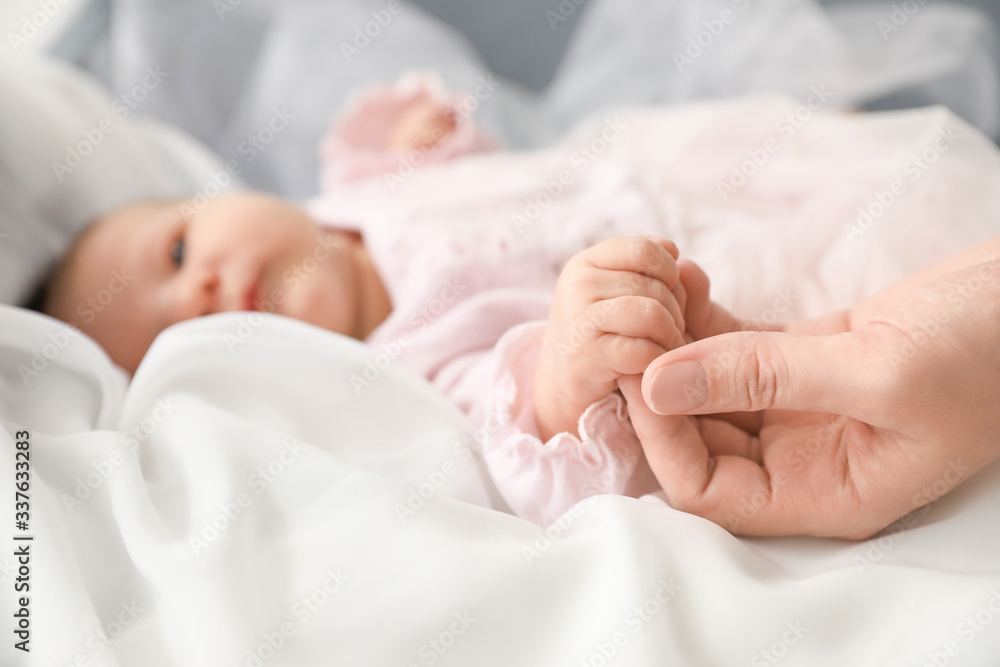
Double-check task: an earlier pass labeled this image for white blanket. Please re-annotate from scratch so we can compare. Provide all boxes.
[4,98,1000,666]
[3,313,1000,666]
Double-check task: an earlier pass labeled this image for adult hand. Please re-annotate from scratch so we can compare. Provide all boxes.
[619,240,1000,539]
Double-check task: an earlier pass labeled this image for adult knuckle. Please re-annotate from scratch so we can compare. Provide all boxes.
[857,325,915,413]
[734,337,780,411]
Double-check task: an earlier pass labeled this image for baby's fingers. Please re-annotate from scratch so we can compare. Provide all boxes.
[591,296,684,352]
[678,259,773,340]
[590,269,685,332]
[581,237,680,288]
[594,336,669,375]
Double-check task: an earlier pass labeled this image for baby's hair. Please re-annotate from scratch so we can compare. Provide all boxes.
[23,273,53,314]
[23,221,101,317]
[23,197,185,318]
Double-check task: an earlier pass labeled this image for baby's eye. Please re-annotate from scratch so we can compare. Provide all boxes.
[169,237,186,268]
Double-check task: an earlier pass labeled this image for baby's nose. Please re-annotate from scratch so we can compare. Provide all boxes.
[177,268,219,320]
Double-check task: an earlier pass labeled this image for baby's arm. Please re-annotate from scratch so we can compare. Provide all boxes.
[385,97,458,152]
[468,321,659,526]
[534,237,687,442]
[319,72,497,188]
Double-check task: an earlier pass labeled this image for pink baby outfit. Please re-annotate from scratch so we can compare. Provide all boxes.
[307,73,660,526]
[313,76,1000,526]
[320,72,498,187]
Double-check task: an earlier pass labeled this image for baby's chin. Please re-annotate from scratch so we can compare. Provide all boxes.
[65,311,155,378]
[109,337,152,377]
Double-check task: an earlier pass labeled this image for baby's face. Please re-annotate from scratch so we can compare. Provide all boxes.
[49,192,364,374]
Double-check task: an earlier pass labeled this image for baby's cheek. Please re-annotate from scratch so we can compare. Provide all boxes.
[282,272,353,335]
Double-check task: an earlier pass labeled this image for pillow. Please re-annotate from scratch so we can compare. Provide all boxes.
[0,55,236,307]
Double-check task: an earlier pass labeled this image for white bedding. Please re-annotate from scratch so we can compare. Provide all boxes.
[4,97,1000,665]
[3,311,1000,666]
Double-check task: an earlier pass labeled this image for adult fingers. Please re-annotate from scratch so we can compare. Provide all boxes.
[695,418,762,462]
[619,378,761,475]
[620,375,853,537]
[640,329,893,426]
[619,375,712,503]
[620,375,771,521]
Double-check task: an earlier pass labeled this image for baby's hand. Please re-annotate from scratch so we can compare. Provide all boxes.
[535,237,687,441]
[676,258,780,341]
[386,98,458,152]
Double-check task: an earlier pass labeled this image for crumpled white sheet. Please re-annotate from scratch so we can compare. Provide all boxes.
[4,97,1000,665]
[3,309,1000,667]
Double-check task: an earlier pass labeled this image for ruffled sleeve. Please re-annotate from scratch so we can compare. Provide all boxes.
[319,71,497,190]
[478,322,656,526]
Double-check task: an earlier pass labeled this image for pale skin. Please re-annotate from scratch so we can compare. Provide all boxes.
[385,97,458,152]
[52,216,1000,540]
[46,193,393,375]
[43,92,1000,540]
[620,236,1000,540]
[48,203,694,446]
[534,237,692,441]
[46,96,458,376]
[47,97,697,448]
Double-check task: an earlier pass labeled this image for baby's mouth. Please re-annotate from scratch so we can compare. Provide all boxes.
[242,276,262,312]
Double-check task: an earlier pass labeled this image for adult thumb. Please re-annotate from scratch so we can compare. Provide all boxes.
[641,330,886,421]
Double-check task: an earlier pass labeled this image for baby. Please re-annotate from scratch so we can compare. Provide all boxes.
[34,73,709,525]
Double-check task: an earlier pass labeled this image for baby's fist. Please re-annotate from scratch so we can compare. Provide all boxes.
[535,237,688,441]
[386,98,457,152]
